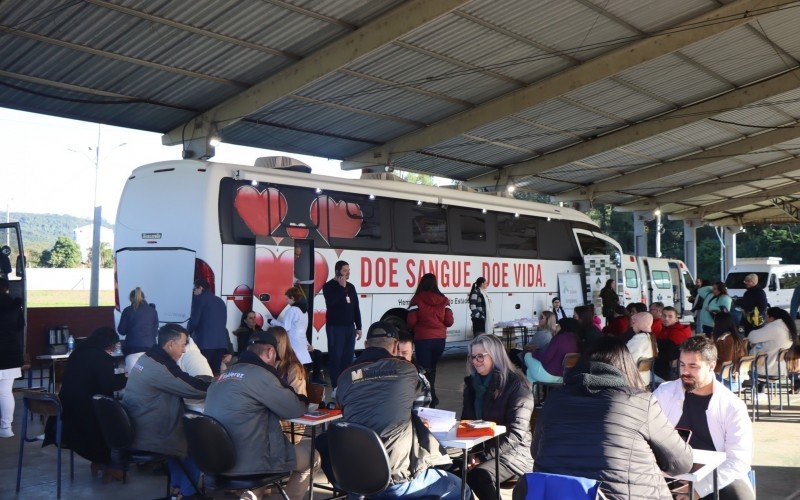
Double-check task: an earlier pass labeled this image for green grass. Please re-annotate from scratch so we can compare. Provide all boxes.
[28,290,115,308]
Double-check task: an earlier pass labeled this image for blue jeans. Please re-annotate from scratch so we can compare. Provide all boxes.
[355,468,466,499]
[414,338,446,373]
[167,456,200,495]
[327,325,356,389]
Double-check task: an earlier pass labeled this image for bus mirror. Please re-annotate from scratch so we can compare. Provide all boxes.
[15,258,24,278]
[258,293,270,302]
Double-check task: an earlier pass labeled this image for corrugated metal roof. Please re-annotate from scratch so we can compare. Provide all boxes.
[3,0,800,224]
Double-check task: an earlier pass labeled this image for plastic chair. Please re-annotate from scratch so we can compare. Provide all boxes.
[732,355,756,419]
[636,357,655,391]
[534,353,580,406]
[752,352,769,419]
[773,347,793,410]
[718,361,735,389]
[92,395,188,495]
[182,413,291,498]
[16,391,73,498]
[327,421,391,499]
[513,471,603,499]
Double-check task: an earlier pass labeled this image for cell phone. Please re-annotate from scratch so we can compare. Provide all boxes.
[304,410,326,418]
[676,427,692,443]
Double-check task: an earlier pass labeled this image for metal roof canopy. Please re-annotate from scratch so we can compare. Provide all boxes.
[4,0,800,225]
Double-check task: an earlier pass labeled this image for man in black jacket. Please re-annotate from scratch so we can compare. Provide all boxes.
[739,274,768,334]
[322,260,362,391]
[315,321,462,498]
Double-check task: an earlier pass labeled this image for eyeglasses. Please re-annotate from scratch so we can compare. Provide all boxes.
[470,353,491,363]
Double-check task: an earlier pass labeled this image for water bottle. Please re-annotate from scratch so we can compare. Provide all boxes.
[67,335,75,354]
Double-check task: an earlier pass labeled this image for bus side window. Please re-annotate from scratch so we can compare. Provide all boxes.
[497,214,539,258]
[539,219,581,263]
[448,208,495,256]
[625,269,638,289]
[328,193,391,250]
[394,201,448,253]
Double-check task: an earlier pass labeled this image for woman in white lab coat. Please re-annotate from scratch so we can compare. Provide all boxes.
[270,285,312,367]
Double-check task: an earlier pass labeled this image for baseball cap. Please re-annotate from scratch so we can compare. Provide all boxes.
[250,331,281,360]
[366,321,399,340]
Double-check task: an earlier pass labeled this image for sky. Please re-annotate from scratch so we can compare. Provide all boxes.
[0,107,361,222]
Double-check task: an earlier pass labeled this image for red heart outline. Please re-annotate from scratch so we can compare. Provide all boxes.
[310,195,362,242]
[254,248,329,317]
[286,223,310,239]
[232,284,253,313]
[234,186,287,236]
[313,310,327,332]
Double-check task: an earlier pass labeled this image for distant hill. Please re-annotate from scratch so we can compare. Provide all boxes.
[8,212,113,255]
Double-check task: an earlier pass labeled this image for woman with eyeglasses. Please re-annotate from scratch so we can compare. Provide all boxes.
[462,334,533,499]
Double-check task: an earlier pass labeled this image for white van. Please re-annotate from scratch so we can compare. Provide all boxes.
[725,257,800,310]
[620,255,694,320]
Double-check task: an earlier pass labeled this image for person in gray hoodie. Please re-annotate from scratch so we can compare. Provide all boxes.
[122,324,209,498]
[204,330,308,498]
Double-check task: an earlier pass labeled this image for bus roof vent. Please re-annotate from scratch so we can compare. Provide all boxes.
[254,156,311,173]
[359,172,407,182]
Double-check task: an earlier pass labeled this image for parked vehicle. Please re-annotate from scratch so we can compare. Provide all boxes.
[725,257,800,310]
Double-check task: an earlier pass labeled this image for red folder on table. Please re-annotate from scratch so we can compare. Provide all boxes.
[455,420,496,438]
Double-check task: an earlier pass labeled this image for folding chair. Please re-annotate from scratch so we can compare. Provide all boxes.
[513,471,604,499]
[16,391,73,498]
[533,353,580,407]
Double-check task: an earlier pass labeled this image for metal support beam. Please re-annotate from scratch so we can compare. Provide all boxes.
[557,125,800,202]
[359,0,793,181]
[709,201,800,225]
[723,226,744,277]
[683,219,701,278]
[615,156,800,211]
[162,0,467,150]
[670,181,800,219]
[473,65,800,188]
[770,197,800,220]
[633,210,655,257]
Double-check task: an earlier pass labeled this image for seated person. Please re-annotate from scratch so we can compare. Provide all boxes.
[526,337,692,499]
[649,302,665,338]
[462,334,533,499]
[272,326,321,497]
[524,318,580,384]
[44,327,127,478]
[397,334,432,408]
[232,309,262,356]
[654,336,754,500]
[178,335,213,377]
[602,305,629,337]
[316,321,462,498]
[204,330,308,499]
[626,312,657,386]
[654,307,692,381]
[122,324,210,498]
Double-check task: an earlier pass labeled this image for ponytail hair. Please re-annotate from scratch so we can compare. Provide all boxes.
[468,277,486,299]
[129,287,145,309]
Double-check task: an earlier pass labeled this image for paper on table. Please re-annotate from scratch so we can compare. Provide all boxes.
[416,407,456,433]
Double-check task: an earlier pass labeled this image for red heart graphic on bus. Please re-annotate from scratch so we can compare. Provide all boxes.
[286,223,310,239]
[232,284,253,313]
[313,310,327,332]
[253,248,329,317]
[310,195,362,242]
[234,186,287,236]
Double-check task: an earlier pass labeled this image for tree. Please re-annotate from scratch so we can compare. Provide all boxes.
[87,242,114,268]
[39,236,81,268]
[398,171,436,186]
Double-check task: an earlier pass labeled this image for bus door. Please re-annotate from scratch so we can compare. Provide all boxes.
[583,254,618,316]
[668,260,693,315]
[0,222,26,352]
[643,258,674,308]
[620,255,642,306]
[292,239,316,346]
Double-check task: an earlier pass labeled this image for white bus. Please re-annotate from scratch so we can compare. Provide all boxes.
[113,157,687,352]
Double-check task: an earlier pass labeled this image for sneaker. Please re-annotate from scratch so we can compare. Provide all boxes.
[0,427,13,438]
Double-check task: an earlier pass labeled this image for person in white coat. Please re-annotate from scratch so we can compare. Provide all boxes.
[270,286,312,367]
[626,312,657,387]
[654,336,754,500]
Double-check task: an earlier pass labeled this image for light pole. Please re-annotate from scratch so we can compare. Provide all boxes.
[68,126,126,307]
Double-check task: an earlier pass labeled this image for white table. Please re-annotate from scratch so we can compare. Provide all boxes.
[433,424,507,500]
[288,413,343,500]
[667,449,727,500]
[32,352,123,389]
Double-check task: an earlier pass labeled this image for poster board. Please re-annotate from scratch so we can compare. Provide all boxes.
[557,273,584,318]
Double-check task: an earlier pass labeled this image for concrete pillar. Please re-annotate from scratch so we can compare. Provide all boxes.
[633,211,652,257]
[683,219,700,278]
[572,200,591,213]
[723,226,743,280]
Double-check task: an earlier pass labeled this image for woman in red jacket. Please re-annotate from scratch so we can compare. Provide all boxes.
[407,273,454,408]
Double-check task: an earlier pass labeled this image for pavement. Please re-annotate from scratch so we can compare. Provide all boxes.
[2,355,800,499]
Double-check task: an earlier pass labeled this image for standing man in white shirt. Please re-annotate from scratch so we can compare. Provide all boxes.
[653,336,754,500]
